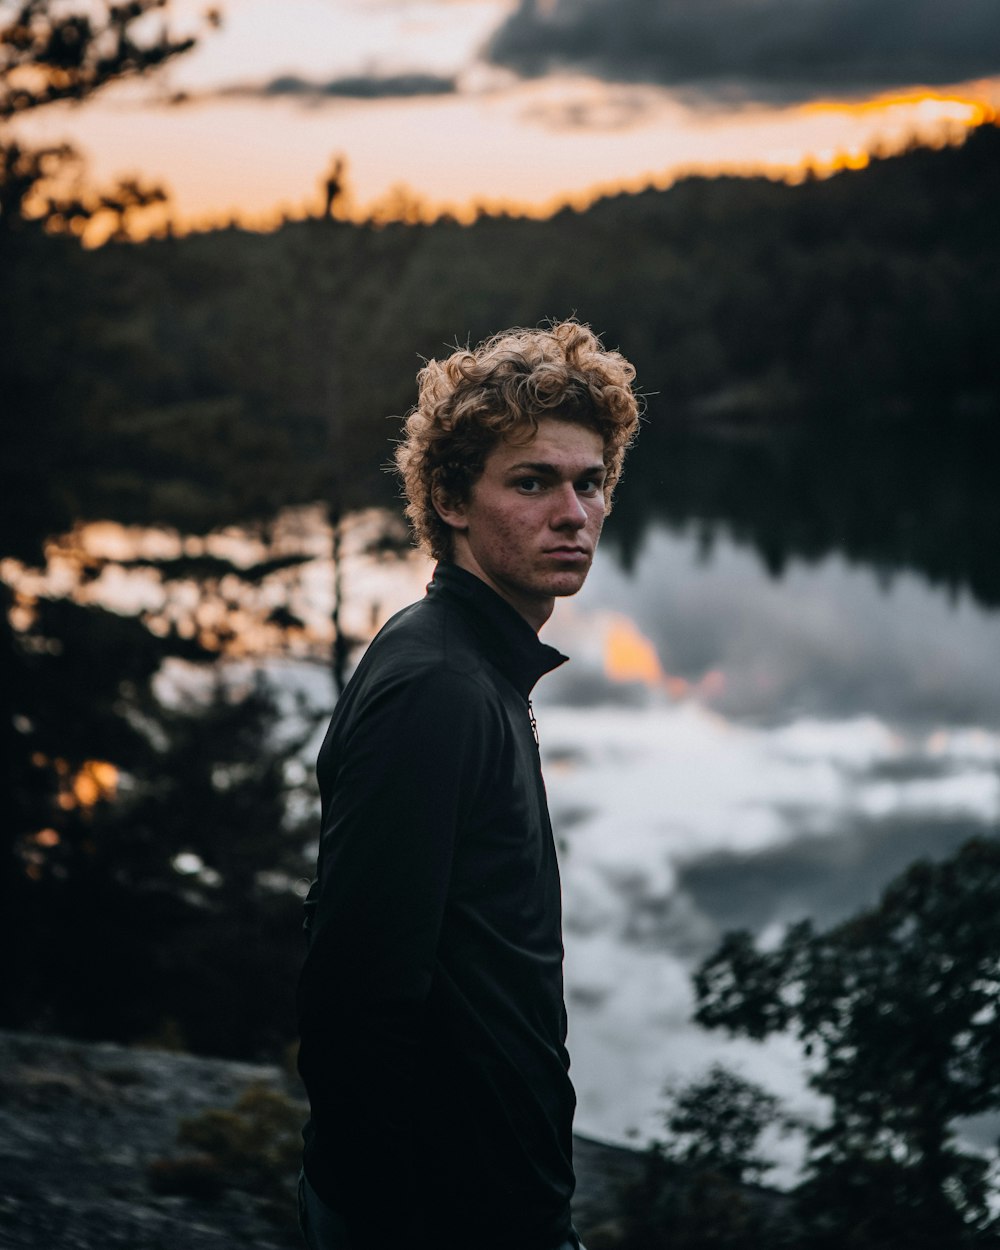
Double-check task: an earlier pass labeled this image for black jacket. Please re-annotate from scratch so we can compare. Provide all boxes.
[297,562,577,1249]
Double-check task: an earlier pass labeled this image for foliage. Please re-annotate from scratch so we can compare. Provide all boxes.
[0,0,321,1060]
[621,1158,793,1250]
[694,837,1000,1248]
[0,0,197,119]
[660,1064,793,1185]
[149,1082,304,1231]
[0,0,206,234]
[617,1066,796,1250]
[0,135,71,227]
[177,1082,304,1187]
[2,585,317,1057]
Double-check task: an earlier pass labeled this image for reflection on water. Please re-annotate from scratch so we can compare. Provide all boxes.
[551,523,1000,727]
[8,510,1000,1165]
[535,524,1000,1154]
[2,507,433,664]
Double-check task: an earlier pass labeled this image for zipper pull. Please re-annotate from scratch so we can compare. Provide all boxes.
[528,699,539,747]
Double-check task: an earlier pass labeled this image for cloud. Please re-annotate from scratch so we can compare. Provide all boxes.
[220,71,458,101]
[486,0,1000,106]
[521,85,662,130]
[546,526,1000,729]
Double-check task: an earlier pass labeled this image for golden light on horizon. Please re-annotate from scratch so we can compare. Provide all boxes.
[801,89,996,126]
[86,88,994,241]
[14,54,998,245]
[307,85,990,229]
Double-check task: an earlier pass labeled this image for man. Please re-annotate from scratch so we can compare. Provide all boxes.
[297,320,640,1249]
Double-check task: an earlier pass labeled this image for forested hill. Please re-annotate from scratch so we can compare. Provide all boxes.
[3,123,999,596]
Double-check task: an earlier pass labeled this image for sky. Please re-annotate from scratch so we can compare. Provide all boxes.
[10,0,1000,232]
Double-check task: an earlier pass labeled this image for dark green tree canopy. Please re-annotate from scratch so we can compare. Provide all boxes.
[660,1063,792,1186]
[0,0,211,231]
[0,0,197,118]
[619,1066,796,1250]
[694,837,1000,1246]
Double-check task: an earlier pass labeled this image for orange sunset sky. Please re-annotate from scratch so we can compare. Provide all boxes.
[9,0,1000,231]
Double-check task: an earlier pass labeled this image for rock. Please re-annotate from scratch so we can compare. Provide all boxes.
[0,1030,642,1248]
[0,1030,300,1248]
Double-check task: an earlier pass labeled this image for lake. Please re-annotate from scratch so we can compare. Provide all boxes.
[535,523,1000,1174]
[264,509,1000,1174]
[20,506,1000,1180]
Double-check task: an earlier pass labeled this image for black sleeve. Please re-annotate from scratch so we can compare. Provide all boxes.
[298,665,495,1246]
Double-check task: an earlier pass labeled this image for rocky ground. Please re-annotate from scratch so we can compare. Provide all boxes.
[0,1030,642,1249]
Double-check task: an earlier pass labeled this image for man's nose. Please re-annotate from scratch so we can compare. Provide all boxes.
[550,484,587,529]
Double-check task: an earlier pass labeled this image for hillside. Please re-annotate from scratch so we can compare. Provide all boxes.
[3,124,998,599]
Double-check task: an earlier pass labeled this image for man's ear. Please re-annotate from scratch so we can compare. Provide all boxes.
[432,485,468,532]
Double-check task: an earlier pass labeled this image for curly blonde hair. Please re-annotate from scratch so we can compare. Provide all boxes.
[394,320,641,561]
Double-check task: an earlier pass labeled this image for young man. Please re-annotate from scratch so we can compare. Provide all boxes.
[297,321,640,1250]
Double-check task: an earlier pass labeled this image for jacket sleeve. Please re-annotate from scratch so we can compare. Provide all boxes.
[297,664,495,1247]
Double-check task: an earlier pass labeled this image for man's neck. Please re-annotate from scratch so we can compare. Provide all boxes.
[448,551,553,634]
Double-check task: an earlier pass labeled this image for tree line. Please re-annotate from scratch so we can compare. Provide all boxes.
[4,126,999,596]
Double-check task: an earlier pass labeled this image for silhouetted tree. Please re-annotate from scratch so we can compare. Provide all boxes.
[620,1066,795,1250]
[0,0,197,118]
[695,837,1000,1248]
[0,0,207,233]
[661,1064,793,1185]
[322,154,347,220]
[3,591,316,1057]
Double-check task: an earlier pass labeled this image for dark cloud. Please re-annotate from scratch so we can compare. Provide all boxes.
[222,71,457,101]
[678,814,987,937]
[486,0,1000,106]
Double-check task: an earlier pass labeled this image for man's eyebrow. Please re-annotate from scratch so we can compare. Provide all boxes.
[506,460,607,476]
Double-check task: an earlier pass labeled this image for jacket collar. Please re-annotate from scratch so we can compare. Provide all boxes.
[427,562,568,699]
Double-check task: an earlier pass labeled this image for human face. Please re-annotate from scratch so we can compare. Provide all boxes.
[434,418,607,631]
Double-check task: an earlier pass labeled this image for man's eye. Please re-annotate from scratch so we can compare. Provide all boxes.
[517,478,542,492]
[577,478,601,494]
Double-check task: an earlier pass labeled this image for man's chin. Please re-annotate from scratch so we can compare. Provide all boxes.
[550,572,590,598]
